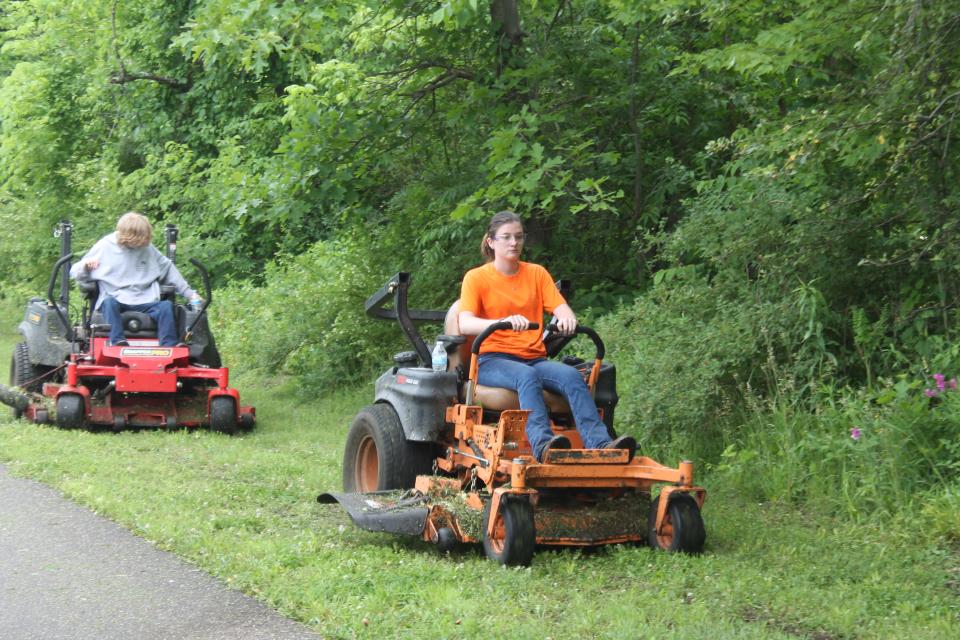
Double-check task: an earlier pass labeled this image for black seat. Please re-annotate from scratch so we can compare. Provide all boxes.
[90,310,159,338]
[79,281,176,340]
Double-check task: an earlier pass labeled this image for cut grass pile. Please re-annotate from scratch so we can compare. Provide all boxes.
[0,316,957,638]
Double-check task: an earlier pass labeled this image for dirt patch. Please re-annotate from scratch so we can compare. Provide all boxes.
[740,605,848,640]
[946,565,960,595]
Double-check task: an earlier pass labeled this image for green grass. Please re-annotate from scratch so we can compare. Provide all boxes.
[0,308,957,639]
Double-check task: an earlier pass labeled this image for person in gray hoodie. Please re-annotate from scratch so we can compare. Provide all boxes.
[69,212,202,347]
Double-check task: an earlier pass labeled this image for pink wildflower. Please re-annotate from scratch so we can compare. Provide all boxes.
[934,373,946,391]
[950,378,958,391]
[850,427,862,440]
[924,388,938,398]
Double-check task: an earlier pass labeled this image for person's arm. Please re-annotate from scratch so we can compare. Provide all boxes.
[69,243,102,282]
[540,266,576,335]
[156,252,199,302]
[458,311,530,335]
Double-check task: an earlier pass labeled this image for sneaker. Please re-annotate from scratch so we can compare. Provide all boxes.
[604,435,637,462]
[536,435,571,463]
[110,339,129,347]
[175,342,189,348]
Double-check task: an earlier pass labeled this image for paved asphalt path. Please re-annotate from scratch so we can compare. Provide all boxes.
[0,464,320,640]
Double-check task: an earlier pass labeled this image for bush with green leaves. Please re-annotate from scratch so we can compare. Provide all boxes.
[713,372,960,537]
[213,233,395,389]
[211,221,475,391]
[595,276,755,459]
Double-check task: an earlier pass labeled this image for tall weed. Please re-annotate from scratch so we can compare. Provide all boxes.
[716,372,960,538]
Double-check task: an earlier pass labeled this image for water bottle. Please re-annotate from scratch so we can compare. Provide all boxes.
[431,340,447,373]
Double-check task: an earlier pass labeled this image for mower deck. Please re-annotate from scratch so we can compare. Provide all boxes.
[21,336,254,430]
[321,448,705,548]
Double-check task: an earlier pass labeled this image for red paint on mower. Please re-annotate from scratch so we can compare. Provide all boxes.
[26,336,254,431]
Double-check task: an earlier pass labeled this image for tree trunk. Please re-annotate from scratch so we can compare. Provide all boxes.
[629,22,643,223]
[490,0,524,76]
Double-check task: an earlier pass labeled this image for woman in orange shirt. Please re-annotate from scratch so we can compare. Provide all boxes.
[459,211,636,463]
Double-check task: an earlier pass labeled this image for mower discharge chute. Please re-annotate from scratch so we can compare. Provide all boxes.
[320,272,705,565]
[3,220,255,433]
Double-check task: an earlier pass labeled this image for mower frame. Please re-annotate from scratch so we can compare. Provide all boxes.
[321,272,706,565]
[7,220,255,432]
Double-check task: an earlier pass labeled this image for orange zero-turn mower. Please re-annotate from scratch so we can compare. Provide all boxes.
[319,272,705,566]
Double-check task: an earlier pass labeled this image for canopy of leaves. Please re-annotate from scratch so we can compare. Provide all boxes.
[1,0,958,433]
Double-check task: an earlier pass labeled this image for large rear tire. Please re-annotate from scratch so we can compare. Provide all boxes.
[482,497,536,566]
[647,493,705,554]
[10,342,40,419]
[342,403,433,492]
[210,396,238,435]
[55,393,86,430]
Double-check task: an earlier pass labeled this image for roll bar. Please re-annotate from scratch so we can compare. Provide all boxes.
[365,272,446,366]
[183,258,213,341]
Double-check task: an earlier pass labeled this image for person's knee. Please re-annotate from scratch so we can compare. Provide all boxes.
[513,367,543,390]
[546,364,586,389]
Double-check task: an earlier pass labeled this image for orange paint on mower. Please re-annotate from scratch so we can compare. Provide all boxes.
[319,272,706,566]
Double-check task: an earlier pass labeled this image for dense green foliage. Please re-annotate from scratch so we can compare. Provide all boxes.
[2,1,959,532]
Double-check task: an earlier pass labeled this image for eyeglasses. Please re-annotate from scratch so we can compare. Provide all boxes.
[493,233,525,243]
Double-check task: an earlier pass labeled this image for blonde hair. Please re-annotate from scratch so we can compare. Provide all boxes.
[116,212,152,248]
[480,210,523,261]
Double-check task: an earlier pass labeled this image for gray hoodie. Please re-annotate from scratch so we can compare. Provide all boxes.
[69,232,197,310]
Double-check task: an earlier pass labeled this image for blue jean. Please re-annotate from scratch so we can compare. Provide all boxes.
[477,353,611,457]
[101,297,178,346]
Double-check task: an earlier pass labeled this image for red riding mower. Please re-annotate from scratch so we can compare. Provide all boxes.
[3,220,255,433]
[320,272,705,565]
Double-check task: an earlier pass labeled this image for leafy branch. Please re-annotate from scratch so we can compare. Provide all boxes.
[109,0,190,92]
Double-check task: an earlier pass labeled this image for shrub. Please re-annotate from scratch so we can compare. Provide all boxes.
[715,372,960,522]
[213,231,402,390]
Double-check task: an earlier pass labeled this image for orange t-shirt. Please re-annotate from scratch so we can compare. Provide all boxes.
[459,261,566,359]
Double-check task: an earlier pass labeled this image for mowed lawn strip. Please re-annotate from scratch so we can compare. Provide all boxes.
[0,316,956,639]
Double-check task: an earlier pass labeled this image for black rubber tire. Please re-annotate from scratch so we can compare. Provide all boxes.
[55,393,86,430]
[11,342,41,390]
[10,343,38,419]
[482,497,536,566]
[239,412,256,432]
[647,493,706,554]
[436,527,457,553]
[341,403,434,493]
[209,396,238,435]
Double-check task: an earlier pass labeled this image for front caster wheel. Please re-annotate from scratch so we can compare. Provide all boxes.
[435,527,457,553]
[55,393,86,430]
[647,493,705,554]
[482,497,536,566]
[210,396,238,435]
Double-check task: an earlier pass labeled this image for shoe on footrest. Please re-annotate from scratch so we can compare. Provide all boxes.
[536,435,571,463]
[109,339,129,347]
[603,435,637,462]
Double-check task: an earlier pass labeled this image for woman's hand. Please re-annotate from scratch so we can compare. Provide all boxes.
[552,303,577,336]
[502,314,530,332]
[554,316,577,336]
